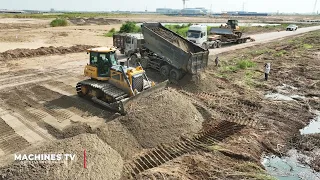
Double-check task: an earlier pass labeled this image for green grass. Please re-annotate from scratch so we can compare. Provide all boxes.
[0,12,151,19]
[274,50,287,57]
[236,59,256,69]
[104,28,116,37]
[119,21,141,33]
[103,22,141,37]
[50,18,68,27]
[164,24,191,37]
[303,43,313,49]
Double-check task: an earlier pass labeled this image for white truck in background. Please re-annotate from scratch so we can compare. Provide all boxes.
[186,20,255,49]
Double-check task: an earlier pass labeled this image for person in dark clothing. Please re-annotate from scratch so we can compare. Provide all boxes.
[215,56,219,66]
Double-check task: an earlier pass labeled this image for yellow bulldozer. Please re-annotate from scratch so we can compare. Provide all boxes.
[76,47,168,114]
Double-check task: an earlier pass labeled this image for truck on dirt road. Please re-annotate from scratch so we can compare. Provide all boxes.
[186,20,255,49]
[113,22,209,81]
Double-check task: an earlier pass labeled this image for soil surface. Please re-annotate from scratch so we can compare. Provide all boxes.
[0,134,123,180]
[120,88,204,148]
[0,16,319,180]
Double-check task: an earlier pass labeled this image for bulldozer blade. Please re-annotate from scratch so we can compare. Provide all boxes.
[119,80,169,114]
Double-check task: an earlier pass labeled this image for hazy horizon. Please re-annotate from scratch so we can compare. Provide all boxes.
[1,0,319,13]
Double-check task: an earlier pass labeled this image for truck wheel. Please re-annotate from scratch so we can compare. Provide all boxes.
[201,43,208,49]
[212,42,217,49]
[237,39,241,44]
[130,54,138,67]
[169,69,181,81]
[217,41,222,48]
[140,57,149,69]
[160,65,170,78]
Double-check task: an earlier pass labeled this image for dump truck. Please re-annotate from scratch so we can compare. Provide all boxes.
[76,47,168,114]
[186,20,255,49]
[113,23,209,81]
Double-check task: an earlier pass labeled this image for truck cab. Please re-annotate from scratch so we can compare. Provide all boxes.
[113,33,144,57]
[186,24,208,48]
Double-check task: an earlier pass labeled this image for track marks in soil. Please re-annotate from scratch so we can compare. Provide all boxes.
[123,121,245,178]
[0,117,30,154]
[178,90,260,127]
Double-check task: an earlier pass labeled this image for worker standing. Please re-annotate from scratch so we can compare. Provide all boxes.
[264,63,271,81]
[215,56,219,67]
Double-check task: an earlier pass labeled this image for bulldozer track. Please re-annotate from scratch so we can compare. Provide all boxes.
[178,90,258,127]
[124,121,245,178]
[76,79,128,100]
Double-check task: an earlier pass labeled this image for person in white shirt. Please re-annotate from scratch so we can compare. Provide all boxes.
[264,63,271,81]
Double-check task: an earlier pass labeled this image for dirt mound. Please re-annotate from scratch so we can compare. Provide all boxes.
[0,23,46,30]
[0,134,123,180]
[95,120,143,160]
[0,45,96,61]
[120,88,204,148]
[68,18,122,25]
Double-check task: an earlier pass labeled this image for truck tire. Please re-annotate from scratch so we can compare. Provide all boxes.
[237,39,242,44]
[160,65,170,78]
[212,41,217,49]
[130,54,138,67]
[140,57,149,69]
[217,41,222,48]
[201,43,208,50]
[169,68,182,81]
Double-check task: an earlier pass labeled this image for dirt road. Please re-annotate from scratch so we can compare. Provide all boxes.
[209,25,320,55]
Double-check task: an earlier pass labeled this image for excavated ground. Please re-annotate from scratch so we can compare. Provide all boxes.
[0,28,319,179]
[0,45,96,61]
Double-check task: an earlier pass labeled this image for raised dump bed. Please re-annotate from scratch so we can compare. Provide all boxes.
[141,22,209,76]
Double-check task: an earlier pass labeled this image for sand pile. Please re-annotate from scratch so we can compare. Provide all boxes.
[95,120,143,160]
[120,88,204,148]
[0,134,123,180]
[0,45,96,61]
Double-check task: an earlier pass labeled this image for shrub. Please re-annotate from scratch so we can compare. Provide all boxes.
[50,18,68,27]
[104,28,116,37]
[119,21,140,33]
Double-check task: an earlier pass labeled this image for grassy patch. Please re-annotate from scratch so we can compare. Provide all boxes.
[50,18,68,27]
[164,24,191,37]
[236,59,256,69]
[0,12,159,19]
[274,50,287,57]
[103,22,141,37]
[303,43,313,49]
[104,28,116,37]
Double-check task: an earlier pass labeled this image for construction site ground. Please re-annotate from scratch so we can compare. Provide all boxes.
[0,17,319,179]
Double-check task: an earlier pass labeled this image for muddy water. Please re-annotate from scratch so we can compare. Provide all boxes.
[300,111,320,135]
[262,150,320,180]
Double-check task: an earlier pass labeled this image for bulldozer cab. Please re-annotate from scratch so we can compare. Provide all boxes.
[227,20,239,30]
[85,47,118,79]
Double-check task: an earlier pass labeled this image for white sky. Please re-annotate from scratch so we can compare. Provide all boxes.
[1,0,319,13]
